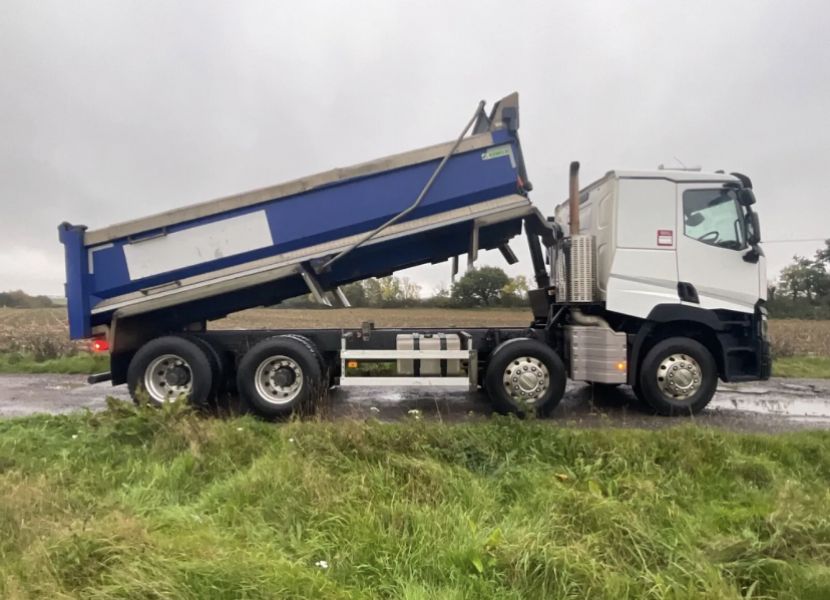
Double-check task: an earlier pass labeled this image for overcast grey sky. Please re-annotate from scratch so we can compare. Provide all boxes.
[1,0,828,296]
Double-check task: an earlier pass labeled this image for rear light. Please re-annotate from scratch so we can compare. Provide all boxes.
[90,338,110,353]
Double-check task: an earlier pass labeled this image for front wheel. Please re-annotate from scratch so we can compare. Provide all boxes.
[484,338,567,417]
[635,337,718,416]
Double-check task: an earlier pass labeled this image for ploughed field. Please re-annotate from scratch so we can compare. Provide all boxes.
[0,307,829,358]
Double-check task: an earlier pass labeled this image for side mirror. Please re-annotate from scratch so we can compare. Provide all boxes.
[745,211,761,245]
[738,189,756,206]
[730,172,753,189]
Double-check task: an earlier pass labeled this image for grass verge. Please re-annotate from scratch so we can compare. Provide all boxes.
[772,356,830,379]
[1,403,829,599]
[0,352,109,374]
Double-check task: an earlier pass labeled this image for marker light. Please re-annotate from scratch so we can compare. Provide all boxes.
[90,338,110,353]
[615,361,627,372]
[347,360,359,369]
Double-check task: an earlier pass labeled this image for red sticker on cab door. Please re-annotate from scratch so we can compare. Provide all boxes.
[657,230,673,246]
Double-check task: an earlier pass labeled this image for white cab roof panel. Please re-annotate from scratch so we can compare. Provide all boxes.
[607,170,740,184]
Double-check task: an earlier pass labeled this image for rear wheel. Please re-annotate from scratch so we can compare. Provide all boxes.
[484,338,566,417]
[236,336,323,419]
[635,337,718,416]
[282,334,328,381]
[183,335,226,403]
[127,336,214,408]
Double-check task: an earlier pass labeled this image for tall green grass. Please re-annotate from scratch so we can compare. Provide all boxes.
[1,403,829,598]
[0,351,108,374]
[772,356,830,379]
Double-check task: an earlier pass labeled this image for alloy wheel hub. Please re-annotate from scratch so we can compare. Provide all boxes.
[502,356,550,404]
[255,355,304,405]
[656,353,702,401]
[143,354,193,402]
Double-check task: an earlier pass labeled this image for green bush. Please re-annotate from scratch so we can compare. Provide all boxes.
[0,289,54,308]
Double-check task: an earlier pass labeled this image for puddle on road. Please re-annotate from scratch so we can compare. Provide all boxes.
[344,384,830,422]
[45,382,87,391]
[710,395,830,419]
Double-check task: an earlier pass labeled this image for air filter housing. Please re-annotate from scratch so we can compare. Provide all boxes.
[569,235,595,302]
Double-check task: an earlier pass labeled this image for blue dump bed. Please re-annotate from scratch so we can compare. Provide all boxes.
[60,93,548,339]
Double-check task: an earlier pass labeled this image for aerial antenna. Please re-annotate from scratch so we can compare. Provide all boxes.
[658,157,702,172]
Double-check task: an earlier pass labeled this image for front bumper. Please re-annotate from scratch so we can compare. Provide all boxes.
[758,339,772,380]
[758,304,771,380]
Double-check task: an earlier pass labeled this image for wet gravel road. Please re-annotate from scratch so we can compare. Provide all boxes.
[1,374,829,432]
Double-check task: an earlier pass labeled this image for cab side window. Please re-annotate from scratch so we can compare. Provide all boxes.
[682,189,746,250]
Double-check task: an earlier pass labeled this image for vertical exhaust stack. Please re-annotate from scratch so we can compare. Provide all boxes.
[559,160,595,304]
[561,160,620,383]
[569,161,580,235]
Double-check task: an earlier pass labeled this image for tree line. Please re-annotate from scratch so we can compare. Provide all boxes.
[767,239,830,319]
[0,290,55,308]
[280,266,529,309]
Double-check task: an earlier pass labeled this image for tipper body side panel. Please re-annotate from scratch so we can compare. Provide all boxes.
[60,96,537,339]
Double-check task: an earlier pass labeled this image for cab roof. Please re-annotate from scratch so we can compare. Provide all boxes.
[555,169,742,215]
[605,169,740,184]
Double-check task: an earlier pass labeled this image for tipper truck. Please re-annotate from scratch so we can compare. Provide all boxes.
[59,93,770,418]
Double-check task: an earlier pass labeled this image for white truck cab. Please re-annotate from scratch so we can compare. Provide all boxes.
[555,169,766,318]
[543,165,770,415]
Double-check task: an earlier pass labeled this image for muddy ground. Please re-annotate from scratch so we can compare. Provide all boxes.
[1,375,829,433]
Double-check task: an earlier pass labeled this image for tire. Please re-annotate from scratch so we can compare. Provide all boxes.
[283,333,334,390]
[484,338,567,417]
[127,336,214,408]
[282,334,327,375]
[182,335,225,403]
[236,335,323,419]
[635,337,718,416]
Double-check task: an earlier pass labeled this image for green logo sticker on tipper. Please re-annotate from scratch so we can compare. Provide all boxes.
[481,146,512,160]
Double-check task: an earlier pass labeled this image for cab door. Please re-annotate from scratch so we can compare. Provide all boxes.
[675,184,760,314]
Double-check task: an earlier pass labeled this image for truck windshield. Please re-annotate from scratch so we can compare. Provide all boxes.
[682,189,746,250]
